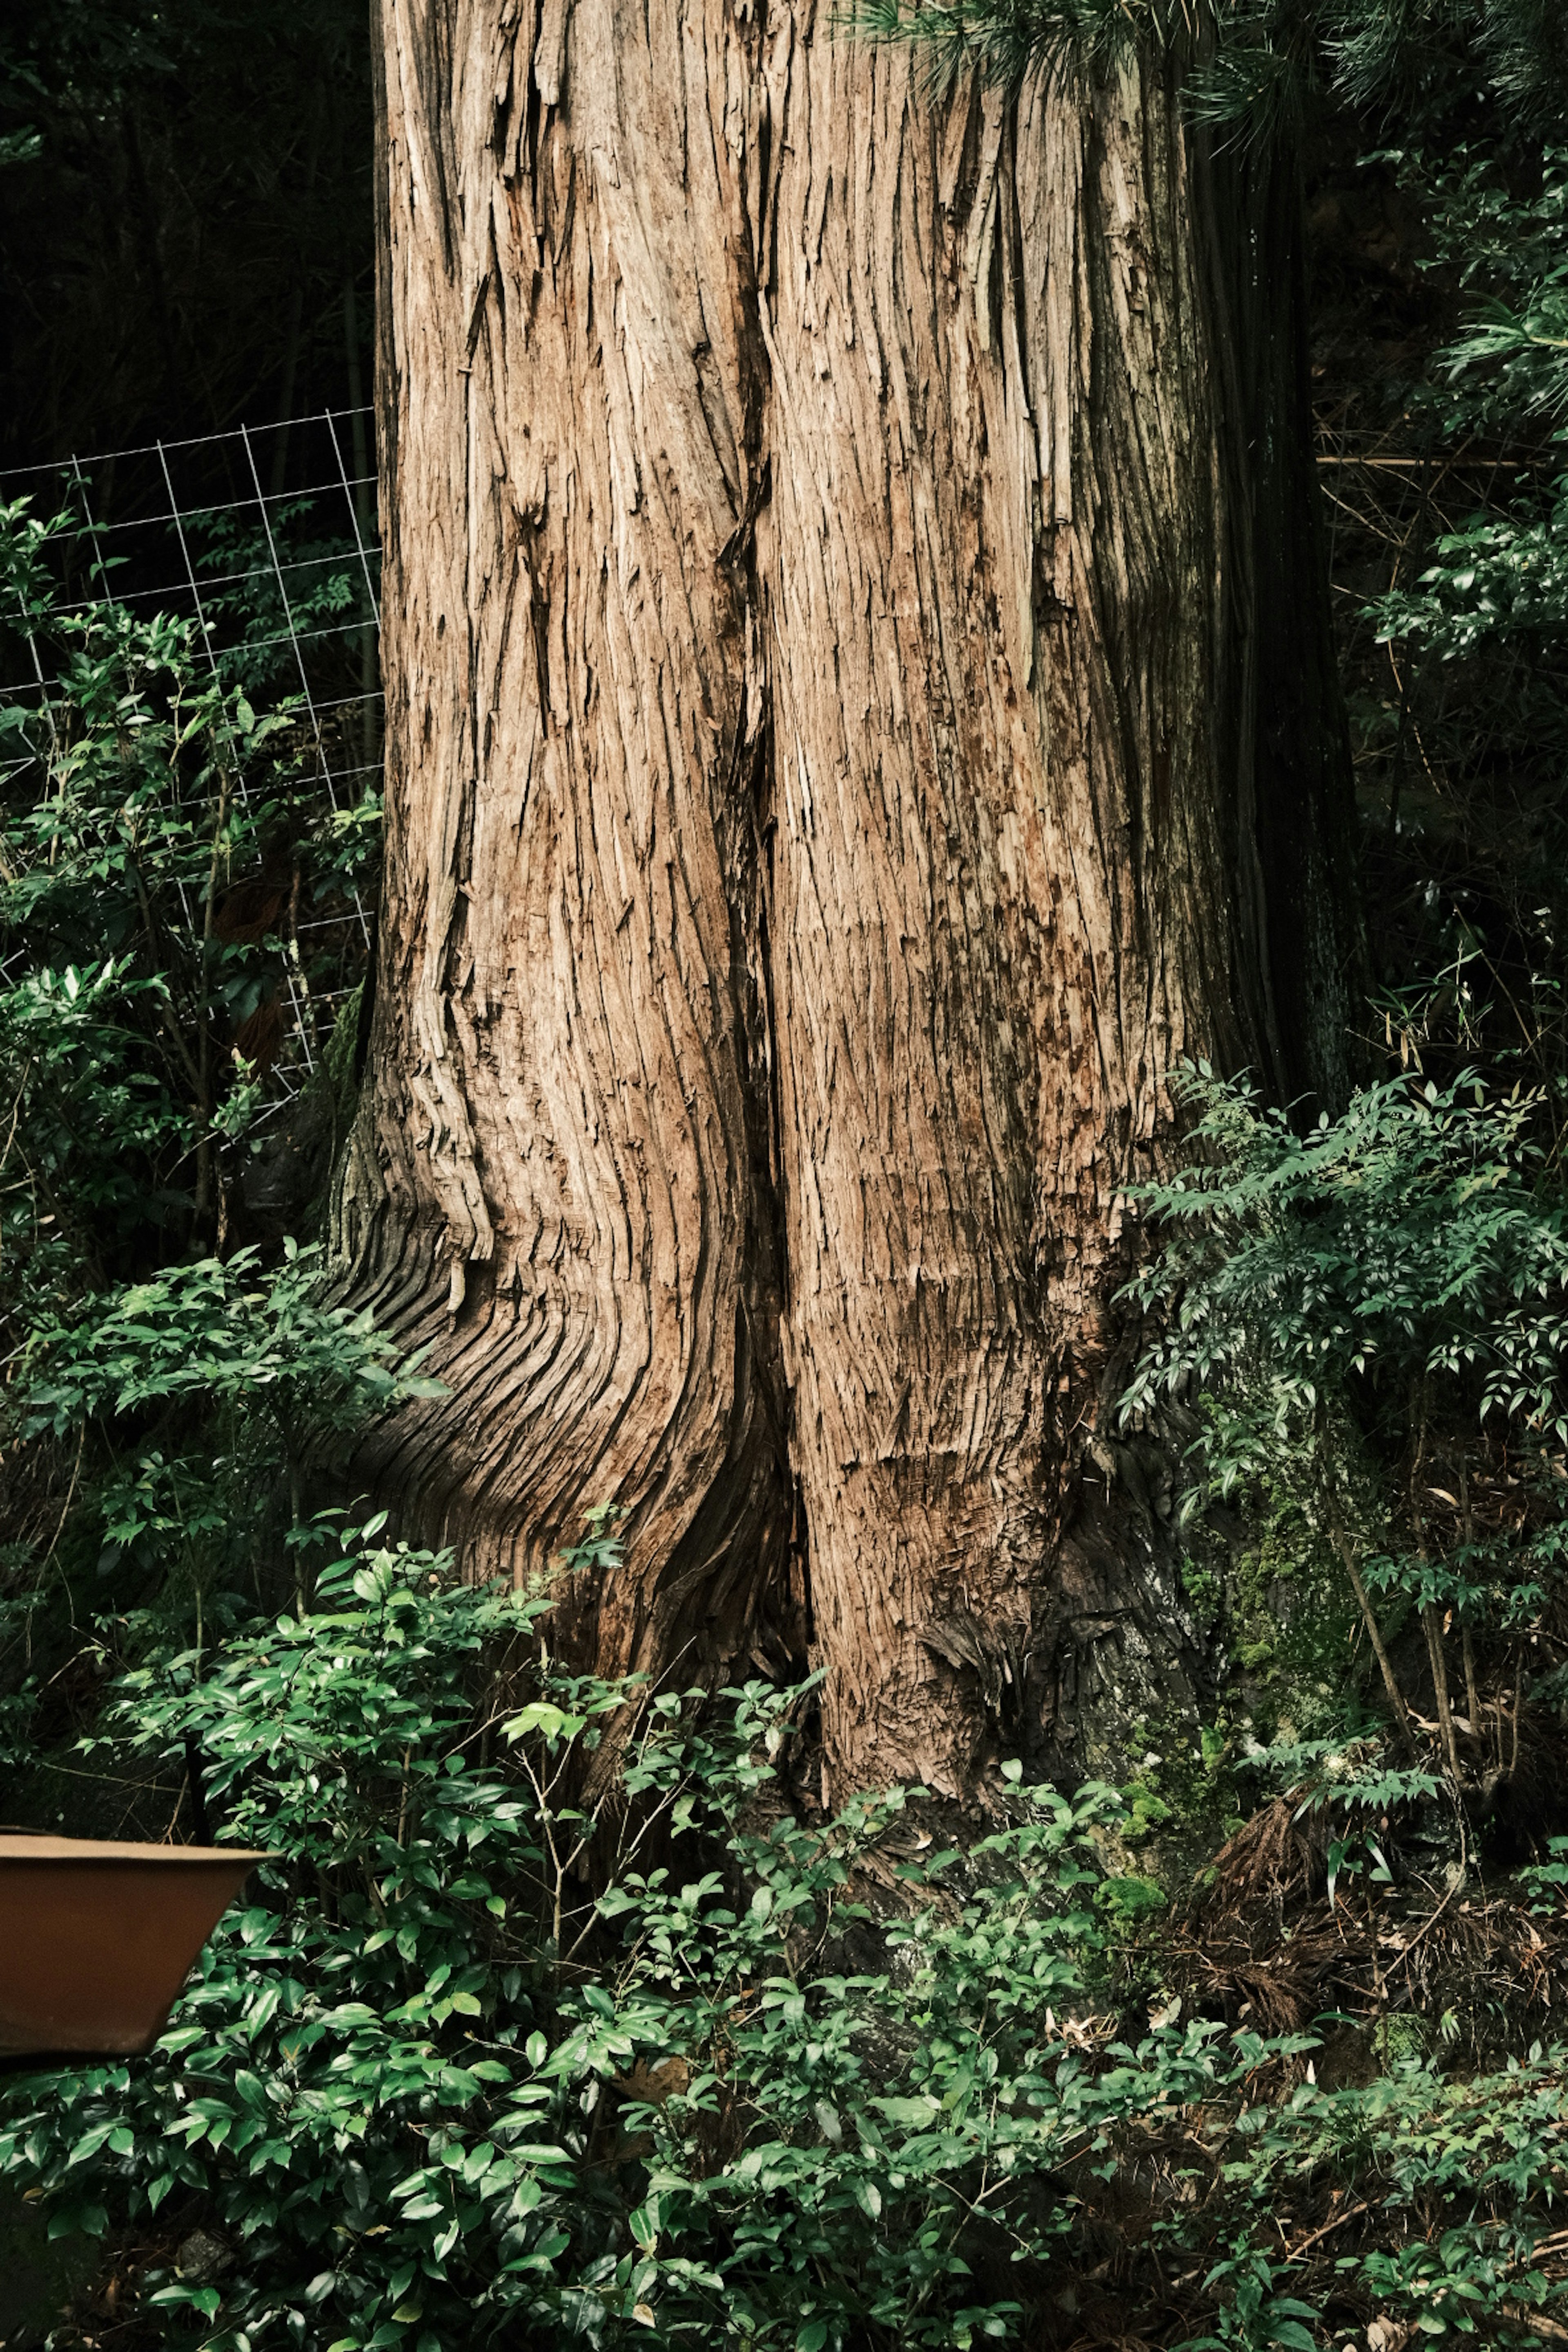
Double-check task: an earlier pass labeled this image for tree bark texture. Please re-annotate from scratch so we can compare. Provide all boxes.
[338,0,1361,1799]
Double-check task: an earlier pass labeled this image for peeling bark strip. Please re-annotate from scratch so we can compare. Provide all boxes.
[339,0,1360,1797]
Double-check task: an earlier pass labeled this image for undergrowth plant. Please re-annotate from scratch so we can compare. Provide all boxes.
[20,1238,443,1576]
[1120,1065,1568,1777]
[0,494,378,1300]
[4,1523,1568,2352]
[0,492,392,1728]
[1370,145,1568,667]
[1,501,293,1265]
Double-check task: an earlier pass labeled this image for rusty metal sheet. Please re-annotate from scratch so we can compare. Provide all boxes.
[0,1836,270,2059]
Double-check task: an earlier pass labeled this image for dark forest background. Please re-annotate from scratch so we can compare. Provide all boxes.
[0,0,373,480]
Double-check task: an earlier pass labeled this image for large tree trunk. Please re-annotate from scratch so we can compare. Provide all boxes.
[337,0,1360,1799]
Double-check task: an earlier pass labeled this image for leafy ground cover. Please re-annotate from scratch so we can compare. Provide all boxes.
[4,1521,1568,2352]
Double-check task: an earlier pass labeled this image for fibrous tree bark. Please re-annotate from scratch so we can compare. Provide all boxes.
[336,0,1361,1799]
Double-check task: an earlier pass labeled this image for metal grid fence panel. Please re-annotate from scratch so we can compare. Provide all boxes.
[0,410,382,1117]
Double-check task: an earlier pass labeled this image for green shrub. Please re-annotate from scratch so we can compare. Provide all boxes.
[0,492,378,1335]
[1120,1065,1568,1754]
[13,1522,1159,2352]
[19,1238,443,1557]
[0,493,392,1664]
[0,1519,1304,2351]
[0,1530,604,2350]
[6,1522,1568,2350]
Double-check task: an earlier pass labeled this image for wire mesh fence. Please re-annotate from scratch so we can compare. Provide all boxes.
[0,410,383,1125]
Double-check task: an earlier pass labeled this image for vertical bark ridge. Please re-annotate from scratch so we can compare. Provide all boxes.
[760,49,1272,1791]
[341,0,793,1682]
